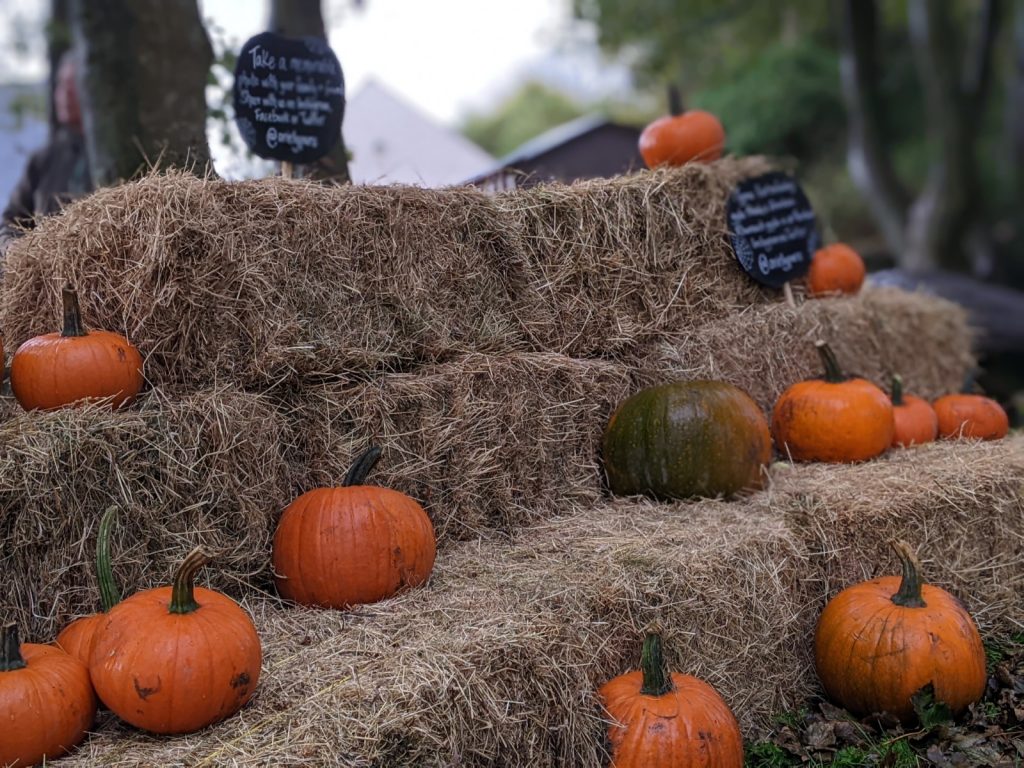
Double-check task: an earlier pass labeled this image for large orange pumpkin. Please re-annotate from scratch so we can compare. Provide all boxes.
[56,505,121,665]
[0,623,96,767]
[599,633,743,767]
[814,541,986,723]
[890,375,938,448]
[771,341,893,462]
[807,243,866,296]
[273,446,436,609]
[10,285,143,411]
[934,391,1008,441]
[89,548,262,734]
[639,110,725,168]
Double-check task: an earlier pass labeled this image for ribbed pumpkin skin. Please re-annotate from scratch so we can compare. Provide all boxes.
[934,394,1009,440]
[808,244,866,296]
[814,577,986,722]
[599,671,743,767]
[88,586,262,734]
[602,381,771,500]
[11,329,143,411]
[772,378,893,462]
[55,614,105,665]
[273,486,437,608]
[0,642,96,767]
[892,395,938,448]
[639,111,725,168]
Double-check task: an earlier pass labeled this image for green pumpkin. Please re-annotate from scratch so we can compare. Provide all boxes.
[602,381,772,500]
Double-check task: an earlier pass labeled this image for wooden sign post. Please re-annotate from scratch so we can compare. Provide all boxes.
[233,32,345,176]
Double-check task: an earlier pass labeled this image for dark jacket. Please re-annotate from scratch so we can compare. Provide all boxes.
[0,128,92,257]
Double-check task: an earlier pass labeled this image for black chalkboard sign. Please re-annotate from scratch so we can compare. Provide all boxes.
[233,32,345,164]
[726,172,820,288]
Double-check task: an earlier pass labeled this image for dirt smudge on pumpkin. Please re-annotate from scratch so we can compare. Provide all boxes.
[134,676,161,700]
[231,671,251,690]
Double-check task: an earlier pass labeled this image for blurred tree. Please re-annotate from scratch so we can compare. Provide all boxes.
[462,82,586,157]
[70,0,213,185]
[269,0,352,183]
[840,0,1004,275]
[46,0,71,134]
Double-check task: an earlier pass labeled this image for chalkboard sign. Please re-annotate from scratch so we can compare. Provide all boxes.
[726,172,820,288]
[233,32,345,164]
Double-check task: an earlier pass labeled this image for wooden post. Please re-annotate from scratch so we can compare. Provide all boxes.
[281,161,294,179]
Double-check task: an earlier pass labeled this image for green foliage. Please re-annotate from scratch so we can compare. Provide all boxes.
[745,741,795,767]
[461,82,586,157]
[691,40,843,159]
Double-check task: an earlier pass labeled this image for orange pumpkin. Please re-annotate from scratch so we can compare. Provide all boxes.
[273,446,436,609]
[934,390,1008,441]
[771,341,894,462]
[56,505,121,665]
[807,243,866,296]
[599,633,743,767]
[0,623,96,767]
[814,541,986,723]
[11,285,143,411]
[639,110,725,168]
[890,375,938,448]
[89,548,261,734]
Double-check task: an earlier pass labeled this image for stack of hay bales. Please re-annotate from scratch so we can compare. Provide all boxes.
[1,158,1020,766]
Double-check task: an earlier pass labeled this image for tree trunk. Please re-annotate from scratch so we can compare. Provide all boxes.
[836,0,909,259]
[903,0,995,273]
[70,0,214,186]
[268,0,352,183]
[1009,1,1024,218]
[47,0,72,135]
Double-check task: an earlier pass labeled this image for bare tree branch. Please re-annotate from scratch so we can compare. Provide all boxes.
[836,0,909,258]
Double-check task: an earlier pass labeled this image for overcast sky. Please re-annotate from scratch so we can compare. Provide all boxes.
[0,0,626,126]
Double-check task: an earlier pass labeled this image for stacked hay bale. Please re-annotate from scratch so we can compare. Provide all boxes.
[1,158,1020,765]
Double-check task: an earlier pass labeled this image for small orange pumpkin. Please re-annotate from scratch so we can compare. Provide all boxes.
[771,341,894,462]
[0,623,96,767]
[807,243,866,296]
[639,110,725,168]
[11,285,143,411]
[56,506,121,665]
[934,381,1008,441]
[89,548,262,734]
[890,375,938,448]
[814,540,986,723]
[273,446,436,609]
[599,633,743,767]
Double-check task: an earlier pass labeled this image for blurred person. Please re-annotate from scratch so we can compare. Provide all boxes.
[0,51,93,260]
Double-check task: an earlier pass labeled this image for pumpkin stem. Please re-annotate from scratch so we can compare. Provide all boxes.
[169,547,213,615]
[890,540,927,608]
[343,446,383,487]
[96,505,121,612]
[61,284,88,338]
[891,374,904,407]
[0,623,27,672]
[668,83,683,117]
[816,340,845,384]
[639,633,674,696]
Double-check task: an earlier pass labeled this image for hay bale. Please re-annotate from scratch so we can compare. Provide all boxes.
[57,501,814,766]
[1,158,779,389]
[0,172,543,388]
[0,389,291,639]
[776,437,1024,633]
[502,156,777,357]
[636,284,975,413]
[38,438,1024,766]
[287,352,635,541]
